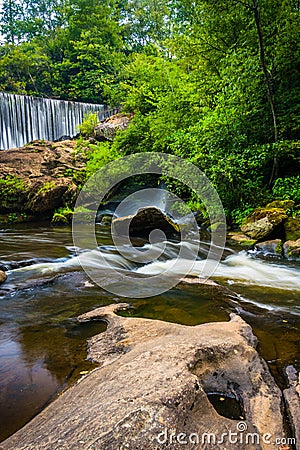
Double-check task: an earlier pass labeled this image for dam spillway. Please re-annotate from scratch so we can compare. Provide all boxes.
[0,92,110,150]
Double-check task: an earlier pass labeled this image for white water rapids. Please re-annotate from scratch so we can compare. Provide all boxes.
[10,241,300,292]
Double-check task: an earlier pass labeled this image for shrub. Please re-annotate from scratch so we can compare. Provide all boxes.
[272,176,300,203]
[77,112,98,137]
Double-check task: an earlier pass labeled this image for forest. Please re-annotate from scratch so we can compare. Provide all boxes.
[1,0,300,224]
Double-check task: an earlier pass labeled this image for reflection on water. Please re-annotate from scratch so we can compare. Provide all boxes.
[0,223,299,442]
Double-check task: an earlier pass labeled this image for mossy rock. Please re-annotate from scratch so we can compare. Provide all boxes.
[241,208,287,240]
[284,217,300,241]
[266,200,295,210]
[209,221,226,232]
[52,213,71,224]
[255,239,283,256]
[283,239,300,259]
[227,232,257,247]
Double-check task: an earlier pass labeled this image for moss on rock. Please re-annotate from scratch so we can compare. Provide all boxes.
[241,207,287,240]
[284,217,300,241]
[266,200,295,210]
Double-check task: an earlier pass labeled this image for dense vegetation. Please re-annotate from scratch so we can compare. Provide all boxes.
[1,0,300,223]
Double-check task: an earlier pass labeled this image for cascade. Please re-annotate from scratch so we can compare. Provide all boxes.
[0,92,110,150]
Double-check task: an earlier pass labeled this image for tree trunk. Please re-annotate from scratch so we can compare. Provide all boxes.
[251,0,279,184]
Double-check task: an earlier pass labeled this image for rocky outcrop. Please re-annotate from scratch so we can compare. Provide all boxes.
[0,270,6,284]
[94,113,131,141]
[283,366,300,450]
[1,303,287,450]
[112,206,180,239]
[0,140,85,222]
[241,205,288,240]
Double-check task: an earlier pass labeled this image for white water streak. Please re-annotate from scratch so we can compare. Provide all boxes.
[10,243,300,291]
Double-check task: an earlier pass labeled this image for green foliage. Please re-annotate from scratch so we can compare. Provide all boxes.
[231,206,256,227]
[63,167,86,189]
[272,177,300,203]
[1,0,300,223]
[77,112,98,137]
[51,206,73,224]
[83,141,122,178]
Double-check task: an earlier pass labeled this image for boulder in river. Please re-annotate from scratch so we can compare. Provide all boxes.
[255,239,283,256]
[241,205,288,240]
[0,270,7,284]
[226,232,256,247]
[283,238,300,259]
[1,303,287,450]
[112,206,180,240]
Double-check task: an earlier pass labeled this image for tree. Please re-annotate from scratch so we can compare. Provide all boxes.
[0,0,66,43]
[0,0,24,44]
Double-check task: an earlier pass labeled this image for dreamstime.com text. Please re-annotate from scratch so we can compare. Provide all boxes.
[155,422,296,447]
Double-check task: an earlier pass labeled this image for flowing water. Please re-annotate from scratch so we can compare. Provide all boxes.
[0,223,299,442]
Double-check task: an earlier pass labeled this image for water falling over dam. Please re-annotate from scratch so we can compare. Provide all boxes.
[0,92,112,150]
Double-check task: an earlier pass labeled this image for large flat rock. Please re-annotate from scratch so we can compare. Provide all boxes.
[1,304,287,450]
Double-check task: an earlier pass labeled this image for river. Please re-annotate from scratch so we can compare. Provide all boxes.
[0,223,299,442]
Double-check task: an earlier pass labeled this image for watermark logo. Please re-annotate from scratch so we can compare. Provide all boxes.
[156,423,296,447]
[72,152,226,297]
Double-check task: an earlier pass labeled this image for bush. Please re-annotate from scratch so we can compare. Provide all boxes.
[77,112,98,137]
[272,176,300,203]
[85,141,121,177]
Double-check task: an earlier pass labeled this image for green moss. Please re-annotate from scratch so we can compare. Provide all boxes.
[284,217,300,241]
[266,200,295,210]
[37,181,57,194]
[51,207,73,224]
[63,168,87,188]
[240,239,257,246]
[275,240,283,255]
[0,175,26,196]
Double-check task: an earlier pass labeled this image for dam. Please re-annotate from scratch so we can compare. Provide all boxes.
[0,92,111,150]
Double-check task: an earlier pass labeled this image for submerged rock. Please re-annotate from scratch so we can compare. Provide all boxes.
[112,206,180,240]
[2,303,286,450]
[241,206,287,240]
[0,270,6,284]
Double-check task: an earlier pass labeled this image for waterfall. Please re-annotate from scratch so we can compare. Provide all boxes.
[0,92,112,150]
